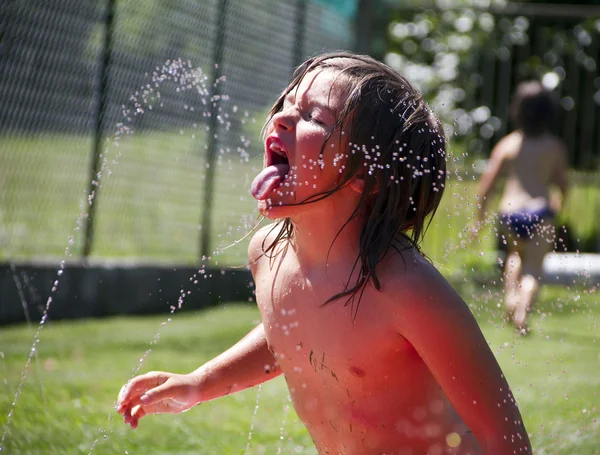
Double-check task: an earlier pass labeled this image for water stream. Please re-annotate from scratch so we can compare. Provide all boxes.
[1,57,598,454]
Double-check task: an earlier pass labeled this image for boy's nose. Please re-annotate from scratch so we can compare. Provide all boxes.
[273,111,294,132]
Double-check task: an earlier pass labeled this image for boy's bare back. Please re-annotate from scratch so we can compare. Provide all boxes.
[491,131,568,214]
[251,224,521,455]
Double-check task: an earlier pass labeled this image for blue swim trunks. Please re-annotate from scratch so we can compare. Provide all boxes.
[499,207,554,239]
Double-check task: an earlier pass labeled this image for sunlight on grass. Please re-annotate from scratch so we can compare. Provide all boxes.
[2,134,598,268]
[1,283,598,454]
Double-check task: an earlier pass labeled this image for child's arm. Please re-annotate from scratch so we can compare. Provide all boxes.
[388,266,532,455]
[476,139,507,224]
[117,322,280,428]
[118,225,280,429]
[550,138,569,212]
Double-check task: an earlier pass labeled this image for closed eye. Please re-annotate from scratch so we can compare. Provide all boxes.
[307,111,327,126]
[311,115,325,125]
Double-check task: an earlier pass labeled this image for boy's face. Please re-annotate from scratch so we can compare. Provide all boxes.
[252,68,350,219]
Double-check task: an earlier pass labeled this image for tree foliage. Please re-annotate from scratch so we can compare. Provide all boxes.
[383,0,600,161]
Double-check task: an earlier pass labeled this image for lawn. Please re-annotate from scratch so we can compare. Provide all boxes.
[1,134,598,269]
[1,283,599,454]
[0,132,263,266]
[2,132,599,454]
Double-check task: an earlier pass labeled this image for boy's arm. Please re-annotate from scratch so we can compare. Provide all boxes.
[389,267,532,455]
[476,141,507,224]
[118,226,279,428]
[118,323,280,428]
[191,322,281,400]
[195,222,282,400]
[191,223,283,400]
[551,139,569,212]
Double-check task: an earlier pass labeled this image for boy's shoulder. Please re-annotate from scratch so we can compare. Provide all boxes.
[376,248,476,340]
[378,248,465,312]
[492,131,522,157]
[248,222,282,272]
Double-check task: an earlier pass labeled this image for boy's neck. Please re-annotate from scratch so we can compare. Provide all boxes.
[287,189,365,273]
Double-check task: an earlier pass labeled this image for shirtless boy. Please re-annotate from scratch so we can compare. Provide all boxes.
[477,81,568,332]
[118,52,533,455]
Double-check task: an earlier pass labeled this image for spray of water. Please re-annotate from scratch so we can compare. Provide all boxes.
[2,56,598,454]
[0,58,251,453]
[0,211,50,446]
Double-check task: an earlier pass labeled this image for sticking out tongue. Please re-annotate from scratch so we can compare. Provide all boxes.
[251,164,289,200]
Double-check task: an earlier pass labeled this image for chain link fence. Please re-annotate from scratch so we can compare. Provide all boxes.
[0,0,357,265]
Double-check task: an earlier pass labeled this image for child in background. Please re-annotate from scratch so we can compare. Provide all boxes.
[476,81,568,333]
[118,52,532,455]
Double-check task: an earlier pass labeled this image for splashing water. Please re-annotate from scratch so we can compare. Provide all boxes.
[0,213,48,414]
[276,398,292,455]
[0,58,256,453]
[244,384,263,455]
[2,57,599,455]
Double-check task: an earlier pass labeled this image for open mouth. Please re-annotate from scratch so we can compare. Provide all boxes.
[250,136,290,201]
[266,136,289,167]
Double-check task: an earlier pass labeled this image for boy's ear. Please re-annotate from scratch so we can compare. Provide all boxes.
[349,175,365,194]
[349,174,378,195]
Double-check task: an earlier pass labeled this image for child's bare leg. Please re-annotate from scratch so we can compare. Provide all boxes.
[512,275,539,330]
[503,250,522,317]
[511,238,548,330]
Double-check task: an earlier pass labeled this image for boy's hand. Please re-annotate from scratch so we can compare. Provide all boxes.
[550,191,563,213]
[468,220,482,241]
[116,371,201,429]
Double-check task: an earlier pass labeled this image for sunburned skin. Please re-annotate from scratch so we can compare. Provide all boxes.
[246,68,527,453]
[251,226,485,455]
[117,54,532,455]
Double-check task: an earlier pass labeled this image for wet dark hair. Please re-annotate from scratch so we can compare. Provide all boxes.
[510,81,557,136]
[261,52,447,315]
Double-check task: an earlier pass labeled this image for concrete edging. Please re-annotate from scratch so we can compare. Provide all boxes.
[0,261,254,325]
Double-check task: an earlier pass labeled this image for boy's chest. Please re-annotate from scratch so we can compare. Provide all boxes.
[254,264,407,384]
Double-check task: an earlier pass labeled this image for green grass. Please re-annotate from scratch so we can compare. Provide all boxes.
[1,284,599,454]
[1,134,598,271]
[0,132,263,266]
[0,305,315,455]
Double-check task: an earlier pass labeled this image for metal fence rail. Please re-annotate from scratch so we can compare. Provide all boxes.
[0,0,356,264]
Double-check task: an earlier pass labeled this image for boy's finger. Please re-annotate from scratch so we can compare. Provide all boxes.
[121,404,145,428]
[118,372,169,405]
[130,405,146,428]
[116,402,126,414]
[131,404,144,418]
[128,414,140,430]
[117,384,131,406]
[138,381,175,406]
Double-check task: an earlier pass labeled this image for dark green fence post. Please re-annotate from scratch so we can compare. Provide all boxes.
[355,0,372,54]
[200,0,229,260]
[83,0,116,259]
